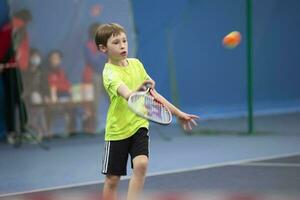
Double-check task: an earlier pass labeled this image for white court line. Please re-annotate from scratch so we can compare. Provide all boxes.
[1,151,300,198]
[237,162,300,167]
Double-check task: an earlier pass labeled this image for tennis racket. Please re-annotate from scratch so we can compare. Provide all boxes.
[128,84,172,125]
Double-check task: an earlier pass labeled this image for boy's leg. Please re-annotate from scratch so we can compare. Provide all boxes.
[128,128,149,200]
[103,175,120,200]
[127,155,148,200]
[101,140,130,199]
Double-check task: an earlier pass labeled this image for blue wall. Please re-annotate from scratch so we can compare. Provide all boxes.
[1,0,300,129]
[253,0,300,104]
[132,0,300,117]
[9,0,136,83]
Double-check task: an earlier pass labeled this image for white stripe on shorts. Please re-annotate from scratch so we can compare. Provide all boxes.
[102,142,107,173]
[102,141,110,173]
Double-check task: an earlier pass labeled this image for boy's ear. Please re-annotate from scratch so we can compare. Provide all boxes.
[98,44,107,53]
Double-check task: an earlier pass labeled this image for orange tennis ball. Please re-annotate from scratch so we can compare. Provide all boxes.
[223,31,241,49]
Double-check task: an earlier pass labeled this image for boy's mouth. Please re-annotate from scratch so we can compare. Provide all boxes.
[120,51,127,56]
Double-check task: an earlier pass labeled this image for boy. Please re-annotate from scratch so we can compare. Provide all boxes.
[95,23,199,200]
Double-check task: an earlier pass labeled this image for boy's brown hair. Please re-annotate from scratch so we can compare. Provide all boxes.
[95,23,126,49]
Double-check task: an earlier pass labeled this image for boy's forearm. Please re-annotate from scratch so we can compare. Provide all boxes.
[117,84,133,100]
[151,90,182,116]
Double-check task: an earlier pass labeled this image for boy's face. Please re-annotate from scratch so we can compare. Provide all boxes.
[101,32,128,60]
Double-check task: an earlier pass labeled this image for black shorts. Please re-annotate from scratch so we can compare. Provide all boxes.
[101,127,149,176]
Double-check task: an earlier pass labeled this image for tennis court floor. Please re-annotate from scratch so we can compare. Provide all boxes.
[2,154,299,200]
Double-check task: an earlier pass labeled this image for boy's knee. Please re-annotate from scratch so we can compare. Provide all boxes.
[133,156,148,175]
[105,175,120,188]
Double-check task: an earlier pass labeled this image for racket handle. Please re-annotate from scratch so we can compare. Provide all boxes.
[145,83,152,89]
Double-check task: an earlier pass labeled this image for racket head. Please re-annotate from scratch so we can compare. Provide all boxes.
[128,90,172,125]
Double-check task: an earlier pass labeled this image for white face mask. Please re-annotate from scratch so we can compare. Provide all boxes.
[30,56,41,66]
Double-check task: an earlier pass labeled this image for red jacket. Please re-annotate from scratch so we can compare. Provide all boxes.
[16,30,30,70]
[0,23,15,64]
[0,22,29,69]
[48,68,71,92]
[82,64,94,83]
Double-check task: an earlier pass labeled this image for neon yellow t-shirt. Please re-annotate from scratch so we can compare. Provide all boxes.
[102,58,150,141]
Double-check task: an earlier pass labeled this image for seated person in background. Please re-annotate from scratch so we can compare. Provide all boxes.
[46,50,76,135]
[47,50,71,102]
[23,48,51,139]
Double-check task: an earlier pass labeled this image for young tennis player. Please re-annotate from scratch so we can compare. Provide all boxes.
[95,23,199,200]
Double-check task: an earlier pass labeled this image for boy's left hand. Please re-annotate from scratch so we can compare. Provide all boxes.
[177,112,199,131]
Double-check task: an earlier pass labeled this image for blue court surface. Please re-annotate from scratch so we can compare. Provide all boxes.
[1,155,300,200]
[0,113,300,200]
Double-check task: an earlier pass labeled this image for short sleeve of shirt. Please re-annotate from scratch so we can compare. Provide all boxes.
[103,67,124,97]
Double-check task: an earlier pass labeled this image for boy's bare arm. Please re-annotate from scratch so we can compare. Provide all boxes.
[151,89,199,131]
[150,90,182,116]
[117,84,132,100]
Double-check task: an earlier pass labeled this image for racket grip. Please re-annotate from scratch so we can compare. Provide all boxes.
[145,83,152,89]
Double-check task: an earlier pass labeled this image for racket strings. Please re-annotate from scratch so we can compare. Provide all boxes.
[129,93,171,124]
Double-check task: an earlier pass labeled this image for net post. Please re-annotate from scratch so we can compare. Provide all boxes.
[166,28,179,107]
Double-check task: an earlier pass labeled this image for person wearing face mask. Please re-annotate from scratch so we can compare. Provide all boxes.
[23,49,49,103]
[22,48,51,139]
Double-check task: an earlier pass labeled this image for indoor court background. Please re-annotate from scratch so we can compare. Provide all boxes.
[0,0,299,199]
